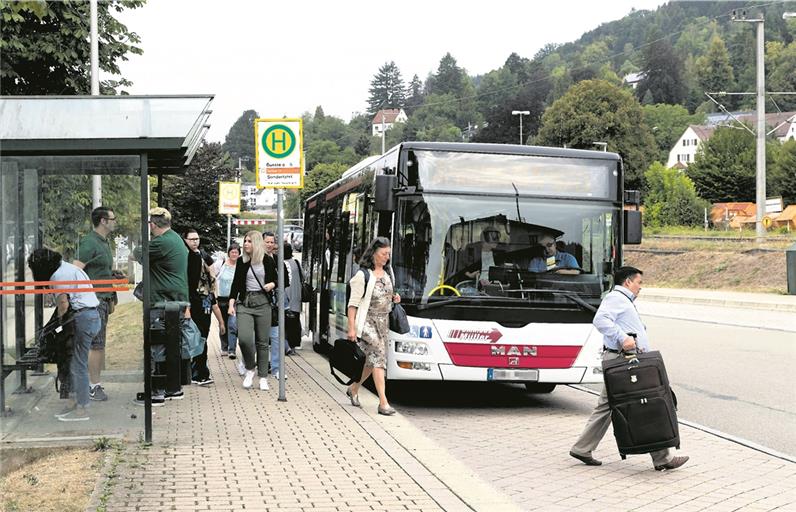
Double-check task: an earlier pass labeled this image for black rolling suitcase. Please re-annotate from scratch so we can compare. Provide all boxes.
[602,350,680,459]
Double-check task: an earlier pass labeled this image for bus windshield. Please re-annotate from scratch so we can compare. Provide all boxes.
[393,193,618,306]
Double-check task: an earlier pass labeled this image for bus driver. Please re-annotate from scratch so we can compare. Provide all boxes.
[529,234,580,274]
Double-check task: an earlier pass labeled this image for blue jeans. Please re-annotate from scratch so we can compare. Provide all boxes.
[218,297,237,353]
[269,325,291,372]
[72,308,101,406]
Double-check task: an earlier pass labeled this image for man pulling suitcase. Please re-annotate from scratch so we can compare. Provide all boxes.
[569,266,689,471]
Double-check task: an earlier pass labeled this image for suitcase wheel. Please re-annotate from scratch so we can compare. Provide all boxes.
[620,453,627,460]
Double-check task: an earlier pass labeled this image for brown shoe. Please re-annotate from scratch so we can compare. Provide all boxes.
[569,451,602,466]
[655,455,689,471]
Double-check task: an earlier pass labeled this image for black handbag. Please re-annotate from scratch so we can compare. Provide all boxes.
[330,338,365,386]
[37,308,75,364]
[389,303,410,334]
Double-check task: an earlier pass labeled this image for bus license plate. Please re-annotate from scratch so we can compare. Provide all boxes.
[487,369,539,381]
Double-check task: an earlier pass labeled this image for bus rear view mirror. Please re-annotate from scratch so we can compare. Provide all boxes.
[624,210,642,244]
[374,174,397,212]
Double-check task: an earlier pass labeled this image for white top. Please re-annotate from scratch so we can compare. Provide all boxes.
[50,261,100,309]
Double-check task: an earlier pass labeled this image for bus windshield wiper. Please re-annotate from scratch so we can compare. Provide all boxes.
[415,295,519,311]
[510,288,598,313]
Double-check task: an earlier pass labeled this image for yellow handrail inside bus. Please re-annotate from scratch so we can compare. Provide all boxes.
[427,285,461,297]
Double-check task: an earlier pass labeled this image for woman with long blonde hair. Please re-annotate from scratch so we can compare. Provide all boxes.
[228,230,278,390]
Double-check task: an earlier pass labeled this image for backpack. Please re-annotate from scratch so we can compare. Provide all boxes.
[37,308,75,365]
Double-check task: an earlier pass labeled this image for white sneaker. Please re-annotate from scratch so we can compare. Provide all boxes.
[242,369,255,389]
[259,377,270,391]
[272,371,287,380]
[236,360,246,376]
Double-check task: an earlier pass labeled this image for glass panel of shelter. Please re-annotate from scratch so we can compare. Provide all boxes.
[1,155,144,440]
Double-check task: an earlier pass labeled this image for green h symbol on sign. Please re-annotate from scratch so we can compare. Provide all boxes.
[262,124,296,158]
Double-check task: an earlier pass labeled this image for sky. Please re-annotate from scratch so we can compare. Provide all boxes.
[115,0,669,143]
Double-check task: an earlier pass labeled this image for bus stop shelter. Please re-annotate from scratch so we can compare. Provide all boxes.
[0,95,213,443]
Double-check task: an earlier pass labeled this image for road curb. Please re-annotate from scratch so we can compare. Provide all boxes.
[640,293,796,312]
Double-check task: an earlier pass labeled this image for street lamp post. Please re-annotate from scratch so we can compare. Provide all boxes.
[511,110,530,145]
[731,9,766,242]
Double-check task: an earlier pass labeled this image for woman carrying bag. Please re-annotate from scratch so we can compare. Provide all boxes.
[214,243,240,359]
[345,237,401,416]
[228,231,277,391]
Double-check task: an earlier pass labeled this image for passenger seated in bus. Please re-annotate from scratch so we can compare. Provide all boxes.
[528,234,580,274]
[464,227,503,285]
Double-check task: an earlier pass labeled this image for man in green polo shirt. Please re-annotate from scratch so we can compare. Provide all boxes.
[74,206,118,402]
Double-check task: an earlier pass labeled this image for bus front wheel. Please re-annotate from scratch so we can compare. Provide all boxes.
[524,383,556,393]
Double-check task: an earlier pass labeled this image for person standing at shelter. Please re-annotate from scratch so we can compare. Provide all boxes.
[569,266,689,471]
[263,231,290,379]
[132,207,189,403]
[228,231,277,391]
[183,228,223,386]
[213,243,240,359]
[346,237,401,416]
[73,206,118,402]
[28,248,101,422]
[284,244,303,352]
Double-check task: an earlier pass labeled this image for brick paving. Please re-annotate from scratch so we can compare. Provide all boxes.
[393,384,796,511]
[92,323,796,511]
[97,339,455,511]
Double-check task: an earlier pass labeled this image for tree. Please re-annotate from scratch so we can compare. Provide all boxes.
[635,28,686,105]
[766,41,796,111]
[405,74,424,115]
[770,140,796,206]
[535,79,656,189]
[0,0,144,95]
[642,104,705,163]
[222,109,258,181]
[300,162,348,203]
[162,142,236,252]
[474,54,549,144]
[425,53,468,97]
[686,126,779,203]
[696,35,734,100]
[643,162,709,227]
[367,61,405,114]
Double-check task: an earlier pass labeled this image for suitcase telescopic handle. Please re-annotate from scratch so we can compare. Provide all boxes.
[624,332,639,363]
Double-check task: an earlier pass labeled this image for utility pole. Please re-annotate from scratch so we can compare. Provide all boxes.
[90,0,101,208]
[381,110,386,154]
[731,9,766,242]
[511,110,530,145]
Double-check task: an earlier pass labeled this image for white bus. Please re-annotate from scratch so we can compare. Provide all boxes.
[302,142,641,392]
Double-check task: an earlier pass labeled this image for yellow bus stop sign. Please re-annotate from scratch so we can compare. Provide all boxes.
[255,118,304,189]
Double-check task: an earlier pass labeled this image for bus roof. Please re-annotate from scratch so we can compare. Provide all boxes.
[305,142,621,205]
[398,141,621,161]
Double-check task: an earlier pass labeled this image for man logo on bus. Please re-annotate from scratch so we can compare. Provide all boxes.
[262,124,296,158]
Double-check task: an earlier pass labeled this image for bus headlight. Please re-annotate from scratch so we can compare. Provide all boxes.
[397,361,432,371]
[395,341,428,355]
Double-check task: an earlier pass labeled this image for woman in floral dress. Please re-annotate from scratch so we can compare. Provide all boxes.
[346,237,401,416]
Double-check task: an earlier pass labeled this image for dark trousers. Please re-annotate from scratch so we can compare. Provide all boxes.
[190,297,211,381]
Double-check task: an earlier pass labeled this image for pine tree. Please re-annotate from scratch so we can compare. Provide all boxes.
[222,109,259,178]
[367,61,406,114]
[405,74,424,115]
[426,53,467,96]
[696,35,734,96]
[636,28,686,105]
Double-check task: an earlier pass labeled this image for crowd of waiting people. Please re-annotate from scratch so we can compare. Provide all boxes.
[27,206,306,420]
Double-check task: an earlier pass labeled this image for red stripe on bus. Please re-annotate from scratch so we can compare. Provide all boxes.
[443,343,582,369]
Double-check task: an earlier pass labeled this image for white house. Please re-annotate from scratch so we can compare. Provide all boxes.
[666,111,796,169]
[371,108,408,136]
[241,183,277,212]
[666,125,715,169]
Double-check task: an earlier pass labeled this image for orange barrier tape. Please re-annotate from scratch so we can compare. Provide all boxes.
[0,278,128,287]
[0,287,129,296]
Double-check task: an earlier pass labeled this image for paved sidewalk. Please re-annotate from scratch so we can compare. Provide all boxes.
[93,327,796,511]
[642,287,796,312]
[93,331,499,511]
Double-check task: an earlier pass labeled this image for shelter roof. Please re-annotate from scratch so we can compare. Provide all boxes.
[0,95,213,174]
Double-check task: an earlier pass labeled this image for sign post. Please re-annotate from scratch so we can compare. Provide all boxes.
[255,118,303,402]
[218,181,241,249]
